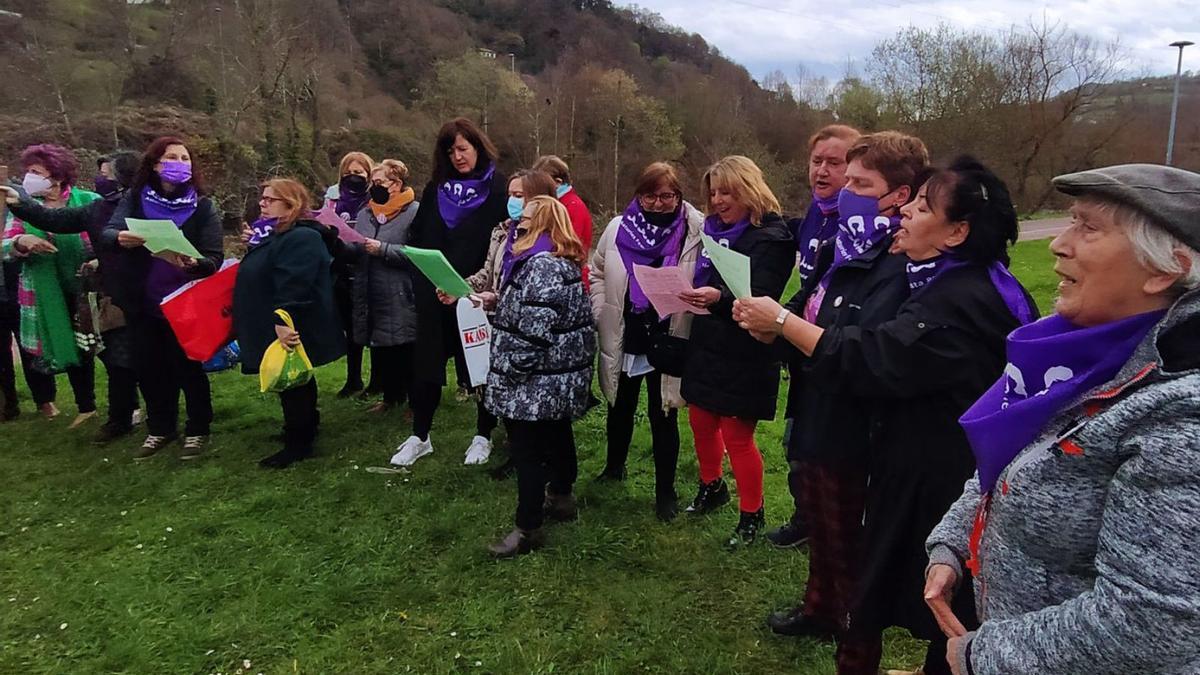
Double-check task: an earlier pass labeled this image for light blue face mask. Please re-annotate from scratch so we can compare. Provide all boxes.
[555,183,571,198]
[507,196,524,221]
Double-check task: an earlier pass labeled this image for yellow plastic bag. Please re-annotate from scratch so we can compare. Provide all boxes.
[258,309,314,393]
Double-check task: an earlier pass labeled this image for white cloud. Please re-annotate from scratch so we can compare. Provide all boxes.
[624,0,1199,80]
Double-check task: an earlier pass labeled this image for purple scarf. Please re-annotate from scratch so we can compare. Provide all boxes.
[792,196,840,284]
[140,184,198,227]
[334,182,370,224]
[499,225,555,288]
[907,256,1037,325]
[615,199,687,312]
[246,216,278,247]
[693,214,752,288]
[437,164,495,229]
[804,190,899,322]
[959,309,1166,493]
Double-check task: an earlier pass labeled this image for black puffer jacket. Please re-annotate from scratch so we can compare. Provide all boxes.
[348,203,419,347]
[679,212,795,420]
[485,253,596,422]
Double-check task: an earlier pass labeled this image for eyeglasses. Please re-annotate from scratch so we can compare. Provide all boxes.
[639,192,679,206]
[258,195,285,204]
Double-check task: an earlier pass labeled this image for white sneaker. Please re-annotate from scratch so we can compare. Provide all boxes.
[390,435,433,467]
[463,435,492,465]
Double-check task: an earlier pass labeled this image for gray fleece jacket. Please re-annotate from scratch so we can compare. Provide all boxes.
[927,289,1200,675]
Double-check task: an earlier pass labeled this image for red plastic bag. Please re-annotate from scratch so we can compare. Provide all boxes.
[161,259,239,362]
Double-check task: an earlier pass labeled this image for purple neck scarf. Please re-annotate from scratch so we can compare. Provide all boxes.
[615,199,687,312]
[334,180,370,223]
[141,184,198,228]
[437,163,495,229]
[907,256,1037,325]
[693,213,753,288]
[246,216,278,247]
[792,197,840,284]
[960,308,1166,493]
[500,225,555,288]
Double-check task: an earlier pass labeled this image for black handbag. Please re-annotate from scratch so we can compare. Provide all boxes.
[646,333,688,377]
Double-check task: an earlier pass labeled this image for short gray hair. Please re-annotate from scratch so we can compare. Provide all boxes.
[1082,196,1200,294]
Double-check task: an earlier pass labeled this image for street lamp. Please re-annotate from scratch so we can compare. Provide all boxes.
[1166,40,1194,166]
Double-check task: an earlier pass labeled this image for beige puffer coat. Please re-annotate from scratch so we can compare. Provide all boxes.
[590,202,704,412]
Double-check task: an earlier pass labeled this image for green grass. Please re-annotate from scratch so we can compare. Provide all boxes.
[0,242,1058,674]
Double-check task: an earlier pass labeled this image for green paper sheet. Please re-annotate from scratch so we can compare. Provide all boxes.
[401,245,474,297]
[125,218,203,259]
[700,234,752,299]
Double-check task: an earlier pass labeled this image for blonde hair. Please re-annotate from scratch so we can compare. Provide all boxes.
[372,159,410,186]
[261,178,314,232]
[339,151,375,178]
[701,156,781,225]
[516,195,586,265]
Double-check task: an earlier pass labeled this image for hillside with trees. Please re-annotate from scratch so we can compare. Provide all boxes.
[1,0,1196,224]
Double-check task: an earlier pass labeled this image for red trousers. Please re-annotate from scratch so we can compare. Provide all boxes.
[687,405,764,512]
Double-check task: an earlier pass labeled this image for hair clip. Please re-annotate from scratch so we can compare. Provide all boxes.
[980,184,989,201]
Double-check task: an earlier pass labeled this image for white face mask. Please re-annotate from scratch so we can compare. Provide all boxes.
[22,172,54,197]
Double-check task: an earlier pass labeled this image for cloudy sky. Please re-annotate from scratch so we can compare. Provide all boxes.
[623,0,1198,83]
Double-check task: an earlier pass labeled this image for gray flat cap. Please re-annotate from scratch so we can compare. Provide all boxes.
[1053,163,1200,252]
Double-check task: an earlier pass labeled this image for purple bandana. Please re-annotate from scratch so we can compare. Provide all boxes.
[693,213,753,288]
[792,196,840,284]
[959,308,1166,493]
[804,189,900,322]
[437,164,495,229]
[907,256,1037,325]
[499,225,555,288]
[334,178,370,223]
[141,184,198,228]
[616,199,687,312]
[246,216,278,247]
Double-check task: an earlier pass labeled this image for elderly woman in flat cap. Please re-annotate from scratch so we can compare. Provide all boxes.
[923,164,1200,674]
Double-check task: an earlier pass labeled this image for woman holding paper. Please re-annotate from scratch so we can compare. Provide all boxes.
[346,159,420,413]
[2,144,100,426]
[104,136,223,460]
[735,157,1036,675]
[676,156,794,546]
[590,161,704,521]
[323,151,377,398]
[400,117,508,468]
[484,196,594,557]
[235,179,345,468]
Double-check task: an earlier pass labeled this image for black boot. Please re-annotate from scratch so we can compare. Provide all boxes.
[765,606,837,641]
[727,507,766,548]
[594,466,626,482]
[685,478,730,515]
[260,423,315,469]
[655,490,679,522]
[543,491,578,523]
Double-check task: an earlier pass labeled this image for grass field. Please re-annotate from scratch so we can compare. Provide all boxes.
[0,241,1059,675]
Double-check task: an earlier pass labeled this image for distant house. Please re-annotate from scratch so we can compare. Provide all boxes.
[476,48,497,60]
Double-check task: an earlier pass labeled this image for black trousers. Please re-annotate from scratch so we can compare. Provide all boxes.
[102,363,140,427]
[604,371,679,499]
[279,378,319,453]
[0,300,56,409]
[133,316,212,437]
[410,381,497,440]
[783,419,809,530]
[506,418,578,530]
[372,344,413,406]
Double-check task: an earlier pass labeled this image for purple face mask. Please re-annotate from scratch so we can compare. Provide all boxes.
[158,160,193,184]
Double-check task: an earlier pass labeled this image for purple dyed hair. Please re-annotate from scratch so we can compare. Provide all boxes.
[20,144,80,188]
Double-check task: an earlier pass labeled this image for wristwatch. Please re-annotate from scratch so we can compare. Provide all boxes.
[775,307,791,330]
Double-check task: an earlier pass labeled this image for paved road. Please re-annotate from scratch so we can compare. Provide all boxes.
[1018,217,1069,242]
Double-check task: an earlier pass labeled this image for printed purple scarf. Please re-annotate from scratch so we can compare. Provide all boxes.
[437,164,495,229]
[141,184,198,228]
[693,213,752,288]
[615,199,687,312]
[500,225,555,288]
[959,309,1166,493]
[792,196,839,284]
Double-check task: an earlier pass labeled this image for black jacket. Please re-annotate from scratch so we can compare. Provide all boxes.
[9,195,121,299]
[408,169,508,384]
[102,190,224,319]
[233,220,346,374]
[783,237,909,466]
[821,263,1036,638]
[680,212,795,420]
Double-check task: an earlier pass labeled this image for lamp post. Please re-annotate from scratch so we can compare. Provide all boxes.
[1166,40,1194,166]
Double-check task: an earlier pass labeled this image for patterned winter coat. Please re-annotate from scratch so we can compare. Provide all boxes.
[484,252,595,422]
[927,289,1200,675]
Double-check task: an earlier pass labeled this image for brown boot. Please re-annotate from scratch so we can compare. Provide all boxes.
[487,527,545,558]
[542,491,578,523]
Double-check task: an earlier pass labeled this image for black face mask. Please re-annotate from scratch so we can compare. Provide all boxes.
[369,184,391,205]
[340,173,368,195]
[94,176,124,200]
[644,208,679,227]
